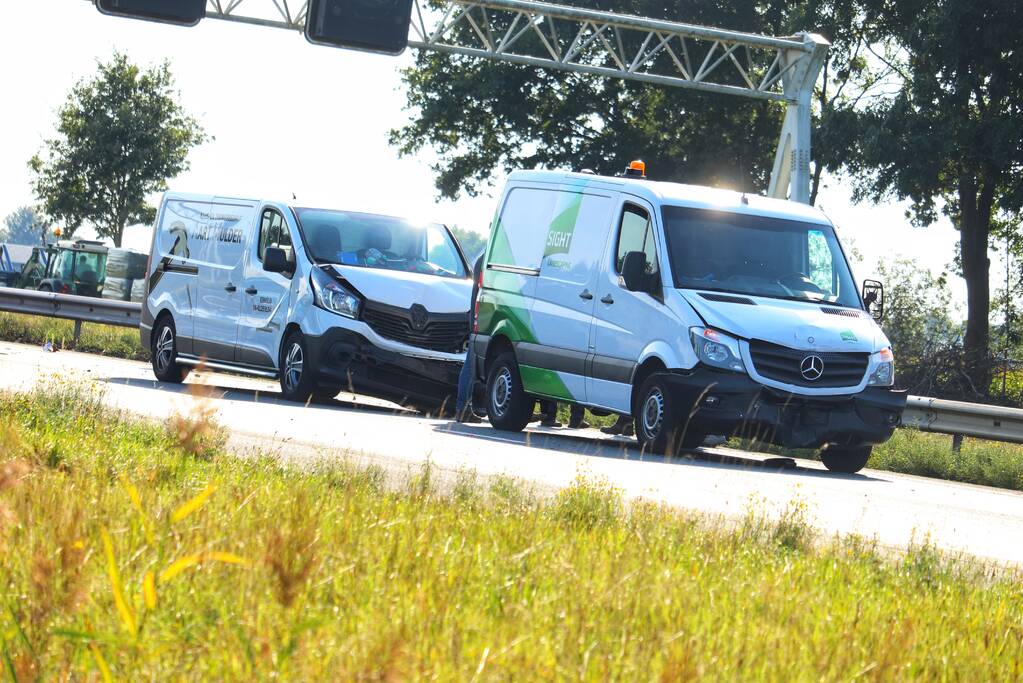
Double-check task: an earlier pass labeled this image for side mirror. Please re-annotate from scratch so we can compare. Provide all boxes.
[862,279,884,321]
[621,251,651,293]
[264,247,293,275]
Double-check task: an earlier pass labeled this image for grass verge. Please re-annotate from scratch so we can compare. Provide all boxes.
[2,384,1023,680]
[0,312,145,361]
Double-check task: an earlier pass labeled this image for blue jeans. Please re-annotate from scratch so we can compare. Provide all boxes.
[455,346,475,414]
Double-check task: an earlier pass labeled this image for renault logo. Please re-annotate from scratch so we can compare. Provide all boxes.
[410,304,429,331]
[800,355,825,381]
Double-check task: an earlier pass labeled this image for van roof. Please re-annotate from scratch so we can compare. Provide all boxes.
[506,170,832,225]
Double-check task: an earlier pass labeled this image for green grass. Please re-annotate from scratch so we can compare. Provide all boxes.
[2,384,1023,680]
[0,312,146,361]
[870,429,1023,490]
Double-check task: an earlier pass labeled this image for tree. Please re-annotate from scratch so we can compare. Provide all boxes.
[29,52,208,246]
[829,0,1023,391]
[391,1,867,200]
[875,258,962,396]
[449,225,486,262]
[1,207,52,246]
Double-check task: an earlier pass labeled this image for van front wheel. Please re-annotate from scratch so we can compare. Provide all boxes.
[634,373,703,455]
[486,351,532,432]
[820,444,872,474]
[279,331,318,403]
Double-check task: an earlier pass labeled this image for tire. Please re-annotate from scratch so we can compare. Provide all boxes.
[633,373,703,455]
[820,444,872,474]
[38,284,52,292]
[313,384,342,401]
[279,330,318,403]
[485,351,533,432]
[151,316,189,384]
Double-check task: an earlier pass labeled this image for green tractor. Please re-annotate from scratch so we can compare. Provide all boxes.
[21,240,109,297]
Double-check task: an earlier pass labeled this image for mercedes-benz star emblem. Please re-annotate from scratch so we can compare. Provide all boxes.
[800,354,825,381]
[410,304,429,331]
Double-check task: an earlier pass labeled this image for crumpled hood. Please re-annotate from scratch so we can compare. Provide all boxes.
[329,265,472,314]
[678,289,886,353]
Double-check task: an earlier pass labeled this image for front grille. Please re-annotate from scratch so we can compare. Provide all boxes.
[748,339,869,388]
[362,302,469,354]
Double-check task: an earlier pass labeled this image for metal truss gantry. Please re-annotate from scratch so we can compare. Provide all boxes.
[176,0,830,203]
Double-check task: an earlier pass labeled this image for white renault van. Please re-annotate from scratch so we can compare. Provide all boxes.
[141,193,472,411]
[471,166,906,473]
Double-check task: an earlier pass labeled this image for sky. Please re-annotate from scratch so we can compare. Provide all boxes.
[0,0,981,312]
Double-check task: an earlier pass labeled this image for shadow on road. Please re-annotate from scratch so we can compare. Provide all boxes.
[436,421,889,484]
[103,376,411,417]
[104,374,886,484]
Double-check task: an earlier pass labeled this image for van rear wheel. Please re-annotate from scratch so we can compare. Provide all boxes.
[634,373,703,455]
[820,444,872,474]
[151,316,189,384]
[486,351,532,432]
[279,331,318,403]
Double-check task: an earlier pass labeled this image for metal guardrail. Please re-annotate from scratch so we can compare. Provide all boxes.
[902,396,1023,445]
[1,286,1022,446]
[0,286,141,344]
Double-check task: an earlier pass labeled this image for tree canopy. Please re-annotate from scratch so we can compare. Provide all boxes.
[829,0,1023,388]
[1,207,51,246]
[29,52,208,246]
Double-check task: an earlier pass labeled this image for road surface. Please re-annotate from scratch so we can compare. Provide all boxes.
[1,340,1021,565]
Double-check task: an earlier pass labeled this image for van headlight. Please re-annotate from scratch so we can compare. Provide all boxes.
[311,268,360,319]
[690,327,746,373]
[867,347,895,386]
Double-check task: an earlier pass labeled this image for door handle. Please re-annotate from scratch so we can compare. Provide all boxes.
[245,287,258,295]
[579,289,594,300]
[224,283,237,293]
[600,294,615,305]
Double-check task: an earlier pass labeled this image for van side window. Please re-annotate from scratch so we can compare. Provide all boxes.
[615,205,659,277]
[258,209,292,261]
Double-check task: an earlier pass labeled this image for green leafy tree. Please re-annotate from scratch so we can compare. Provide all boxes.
[1,206,52,246]
[875,259,965,397]
[449,226,486,262]
[391,1,870,201]
[828,0,1023,391]
[29,52,208,246]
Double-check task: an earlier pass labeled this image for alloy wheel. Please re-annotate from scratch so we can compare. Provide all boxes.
[284,342,304,393]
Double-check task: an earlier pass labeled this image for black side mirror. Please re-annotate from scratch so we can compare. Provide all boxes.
[621,251,651,293]
[264,247,293,275]
[862,279,884,321]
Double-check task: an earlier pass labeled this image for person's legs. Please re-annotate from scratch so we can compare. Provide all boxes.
[454,347,477,421]
[600,414,634,436]
[568,405,589,429]
[539,400,561,428]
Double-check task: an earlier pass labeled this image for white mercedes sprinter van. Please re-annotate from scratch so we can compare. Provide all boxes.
[472,167,906,473]
[141,193,473,411]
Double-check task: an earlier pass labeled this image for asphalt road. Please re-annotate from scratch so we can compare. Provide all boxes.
[2,340,1022,565]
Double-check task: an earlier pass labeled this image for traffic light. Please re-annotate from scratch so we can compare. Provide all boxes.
[305,0,415,55]
[95,0,206,27]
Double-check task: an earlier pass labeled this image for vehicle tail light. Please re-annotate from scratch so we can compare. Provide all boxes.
[472,268,483,333]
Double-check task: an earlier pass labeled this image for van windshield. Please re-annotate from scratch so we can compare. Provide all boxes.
[661,206,861,308]
[294,208,467,279]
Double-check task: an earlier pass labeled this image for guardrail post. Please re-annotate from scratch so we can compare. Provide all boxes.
[72,319,82,349]
[951,433,964,453]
